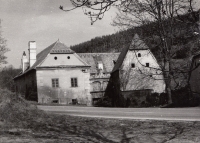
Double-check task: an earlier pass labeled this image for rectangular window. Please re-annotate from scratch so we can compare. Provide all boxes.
[52,78,59,87]
[146,63,149,67]
[71,78,78,87]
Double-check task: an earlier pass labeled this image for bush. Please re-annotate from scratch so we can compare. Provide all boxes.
[94,96,112,107]
[189,93,200,107]
[159,93,168,105]
[0,89,15,103]
[126,98,131,107]
[28,91,38,101]
[146,92,160,107]
[125,97,146,107]
[171,86,190,107]
[0,89,47,128]
[25,87,38,101]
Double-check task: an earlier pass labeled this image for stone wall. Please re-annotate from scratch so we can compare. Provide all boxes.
[122,89,153,107]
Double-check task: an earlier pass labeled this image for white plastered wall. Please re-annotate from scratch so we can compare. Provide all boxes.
[121,49,166,93]
[36,68,91,105]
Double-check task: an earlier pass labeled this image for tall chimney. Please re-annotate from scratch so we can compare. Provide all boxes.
[21,51,28,72]
[28,41,36,67]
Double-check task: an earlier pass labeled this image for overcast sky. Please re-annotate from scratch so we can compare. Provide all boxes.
[0,0,117,68]
[1,0,200,68]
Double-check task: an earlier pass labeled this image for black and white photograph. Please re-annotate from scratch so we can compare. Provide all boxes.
[0,0,200,142]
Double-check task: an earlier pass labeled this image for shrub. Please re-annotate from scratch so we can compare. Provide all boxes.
[189,93,200,107]
[171,86,190,107]
[0,89,15,103]
[146,92,160,107]
[159,93,168,105]
[25,86,37,101]
[94,96,112,107]
[126,98,131,107]
[0,89,47,128]
[27,91,38,101]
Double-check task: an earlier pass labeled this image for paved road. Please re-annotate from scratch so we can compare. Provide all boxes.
[37,105,200,121]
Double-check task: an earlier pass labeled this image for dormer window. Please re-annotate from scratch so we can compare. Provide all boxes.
[146,63,149,67]
[138,53,141,57]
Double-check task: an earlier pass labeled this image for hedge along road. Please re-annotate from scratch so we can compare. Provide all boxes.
[37,105,200,121]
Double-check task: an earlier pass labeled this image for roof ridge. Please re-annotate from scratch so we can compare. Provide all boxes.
[36,41,57,58]
[52,40,59,49]
[50,40,74,54]
[78,53,120,54]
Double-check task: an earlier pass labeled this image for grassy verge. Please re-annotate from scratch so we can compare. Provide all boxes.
[0,89,200,142]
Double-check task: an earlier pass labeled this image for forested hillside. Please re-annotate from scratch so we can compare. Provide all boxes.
[71,11,200,60]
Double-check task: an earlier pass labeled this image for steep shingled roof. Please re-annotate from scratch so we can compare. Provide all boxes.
[77,53,120,73]
[50,41,74,54]
[112,34,149,73]
[14,40,74,79]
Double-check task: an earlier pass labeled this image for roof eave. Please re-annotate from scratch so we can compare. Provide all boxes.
[36,65,91,69]
[13,68,36,80]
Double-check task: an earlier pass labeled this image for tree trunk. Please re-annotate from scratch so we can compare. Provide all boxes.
[163,59,173,104]
[166,79,173,104]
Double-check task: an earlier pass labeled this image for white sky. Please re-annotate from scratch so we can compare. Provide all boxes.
[0,0,118,68]
[1,0,200,68]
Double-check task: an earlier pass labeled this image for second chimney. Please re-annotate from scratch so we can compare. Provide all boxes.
[21,51,28,72]
[29,41,36,67]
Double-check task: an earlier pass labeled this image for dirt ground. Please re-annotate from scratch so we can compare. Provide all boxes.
[0,114,200,143]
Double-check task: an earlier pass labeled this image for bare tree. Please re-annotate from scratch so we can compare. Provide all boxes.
[120,66,158,91]
[113,0,199,104]
[61,0,198,104]
[60,0,121,25]
[0,20,9,67]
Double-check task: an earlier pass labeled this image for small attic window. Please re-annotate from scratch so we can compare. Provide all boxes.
[82,69,87,73]
[113,60,116,65]
[131,63,135,68]
[54,56,57,60]
[98,62,103,70]
[138,53,141,57]
[146,63,149,67]
[67,56,70,59]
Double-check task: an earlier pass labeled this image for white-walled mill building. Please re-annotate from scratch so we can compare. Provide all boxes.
[14,34,166,106]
